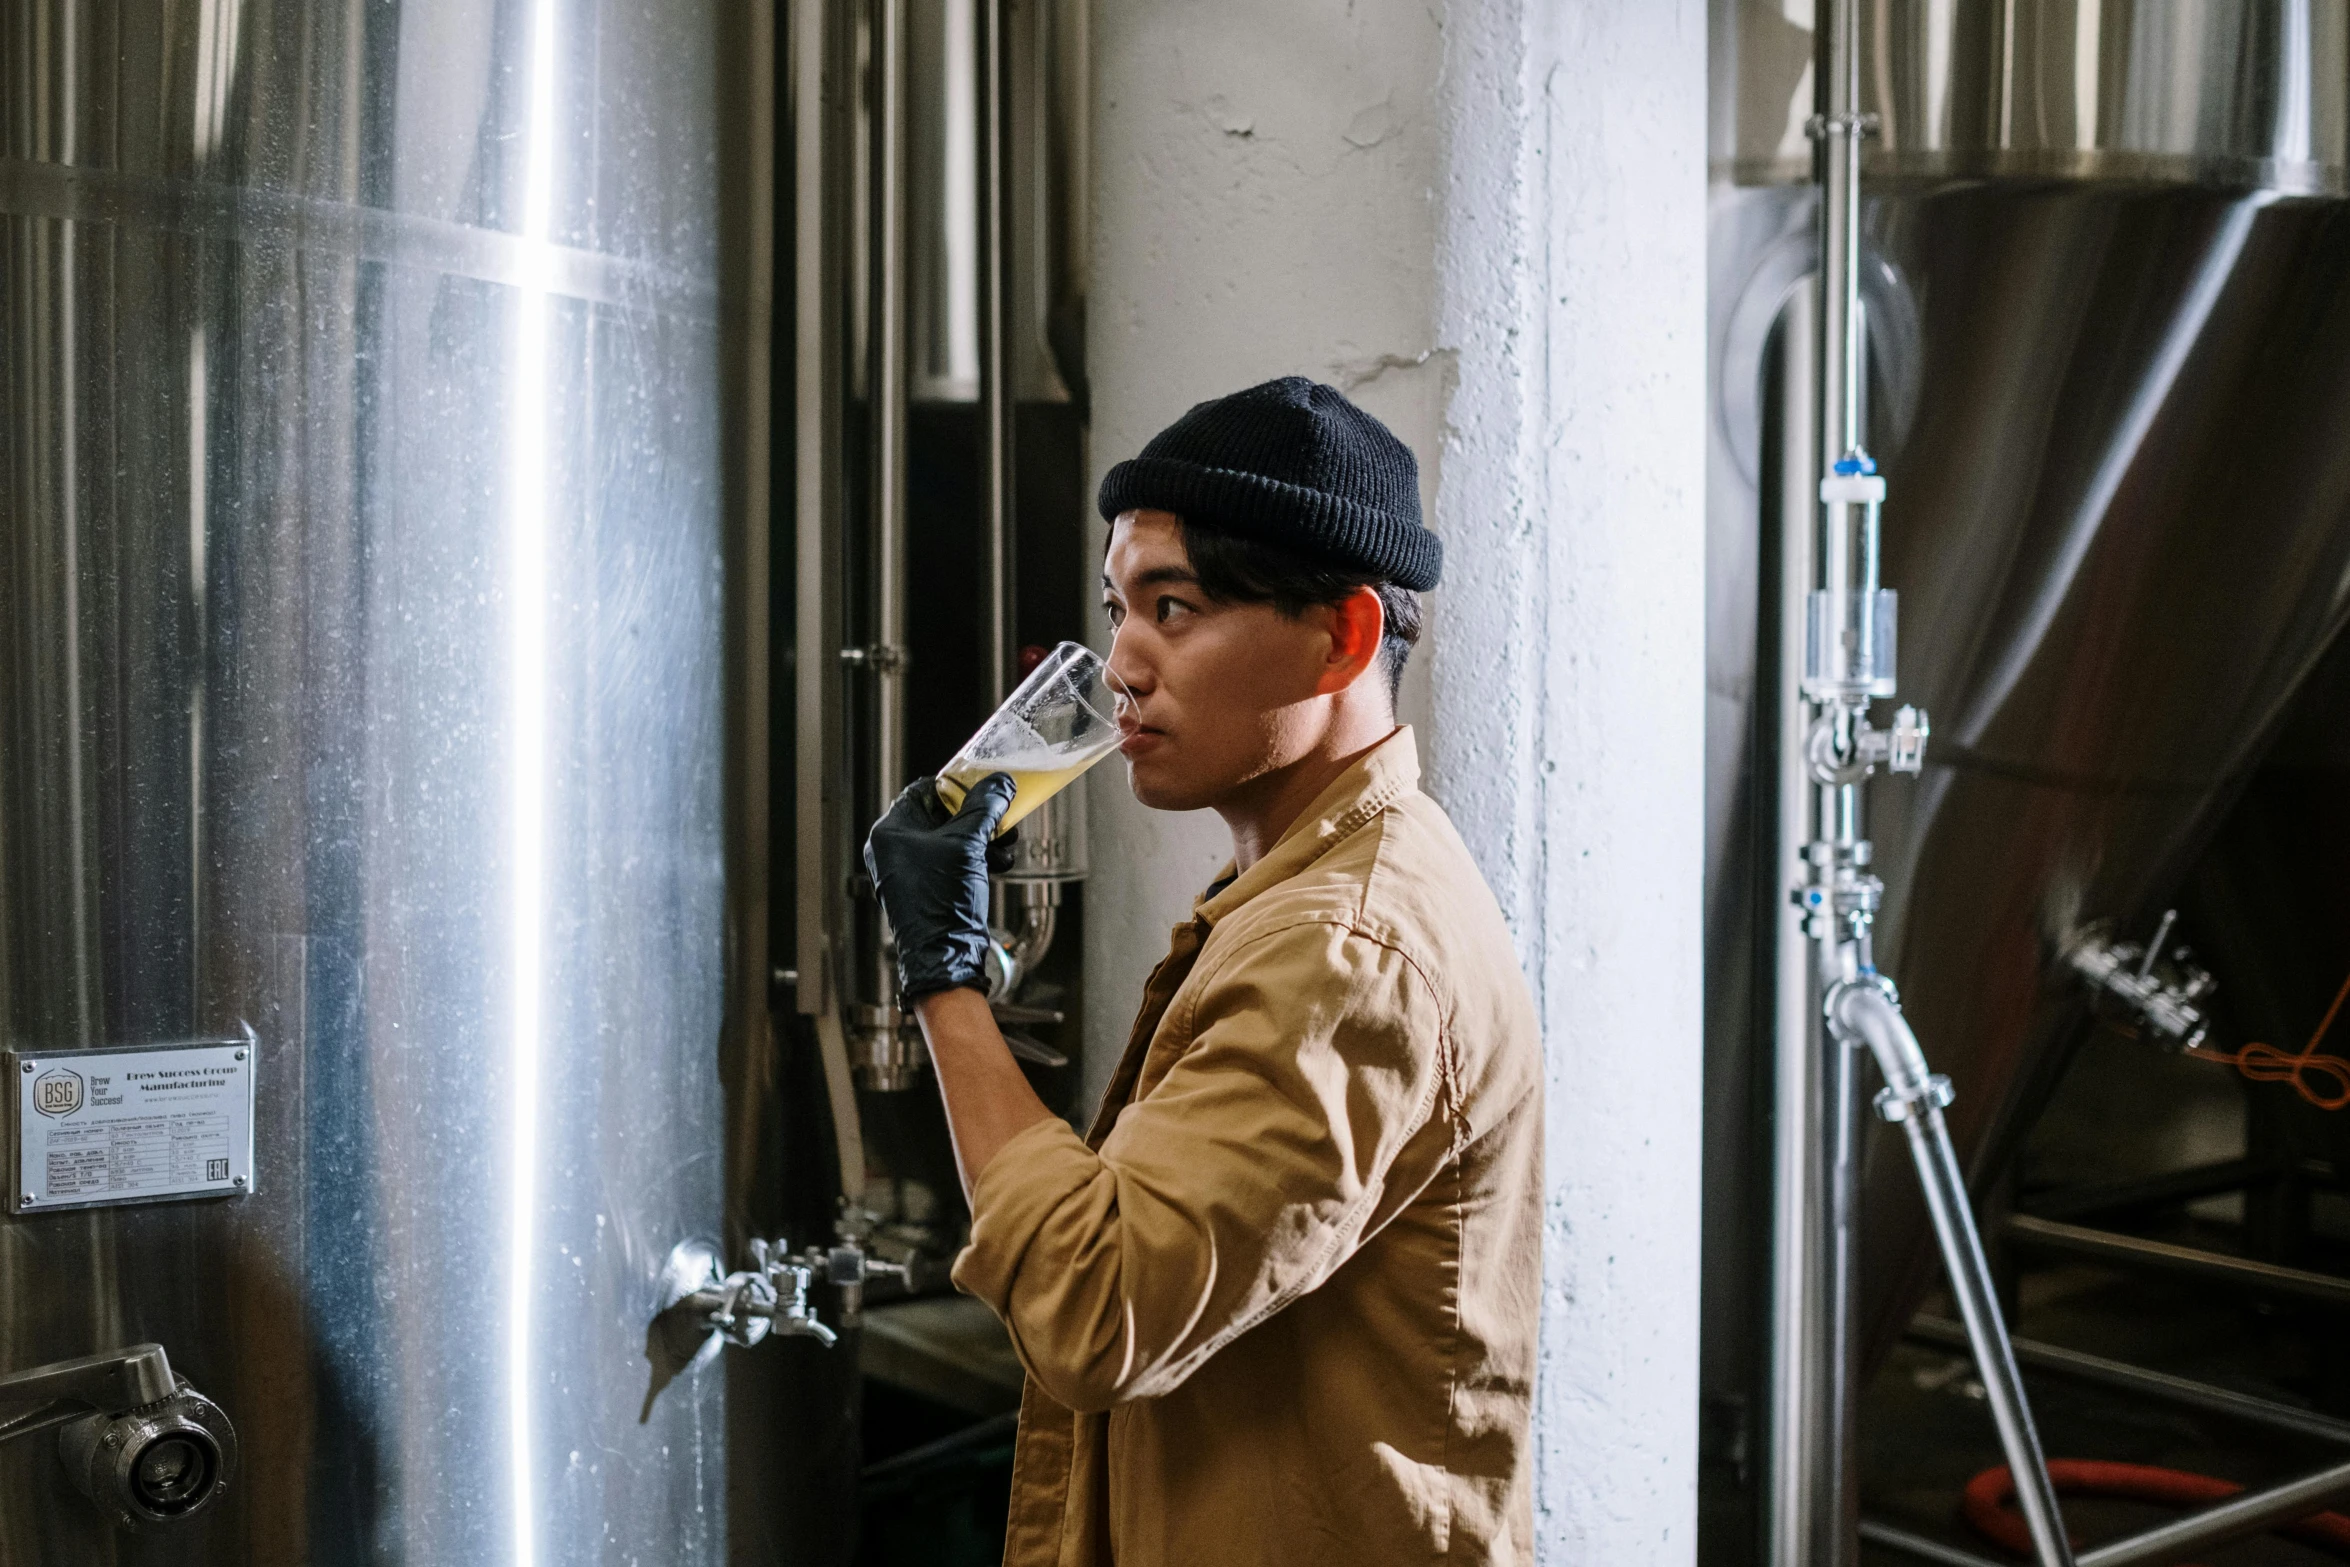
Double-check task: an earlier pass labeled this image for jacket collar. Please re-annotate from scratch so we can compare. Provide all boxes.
[1193,726,1420,927]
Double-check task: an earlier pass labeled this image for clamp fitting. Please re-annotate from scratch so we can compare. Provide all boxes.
[839,644,909,676]
[1805,111,1881,139]
[1874,1073,1956,1124]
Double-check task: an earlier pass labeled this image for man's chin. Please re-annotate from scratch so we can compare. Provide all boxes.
[1122,758,1215,814]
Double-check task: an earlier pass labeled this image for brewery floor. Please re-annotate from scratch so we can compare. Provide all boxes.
[1861,1260,2350,1564]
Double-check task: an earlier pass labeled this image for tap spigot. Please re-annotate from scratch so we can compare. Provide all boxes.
[653,1237,839,1359]
[742,1238,839,1346]
[2063,911,2213,1050]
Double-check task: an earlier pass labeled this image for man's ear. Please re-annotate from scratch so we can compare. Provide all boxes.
[1314,586,1386,696]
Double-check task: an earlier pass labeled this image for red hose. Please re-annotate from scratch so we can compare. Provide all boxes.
[1964,1460,2350,1562]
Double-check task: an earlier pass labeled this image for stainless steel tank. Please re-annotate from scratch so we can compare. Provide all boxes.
[1707,0,2350,1558]
[0,2,727,1561]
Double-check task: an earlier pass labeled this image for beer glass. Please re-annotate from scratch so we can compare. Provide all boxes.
[934,642,1123,835]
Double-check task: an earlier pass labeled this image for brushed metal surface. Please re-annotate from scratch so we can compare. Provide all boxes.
[1720,0,2350,192]
[0,3,726,1562]
[1856,180,2350,1351]
[1706,177,2350,1549]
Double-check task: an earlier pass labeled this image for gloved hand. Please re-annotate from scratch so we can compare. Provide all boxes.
[863,774,1019,999]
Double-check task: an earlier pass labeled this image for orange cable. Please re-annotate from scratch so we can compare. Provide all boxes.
[2188,967,2350,1112]
[1965,1459,2350,1560]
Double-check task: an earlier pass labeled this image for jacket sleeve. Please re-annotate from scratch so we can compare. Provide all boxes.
[949,916,1451,1412]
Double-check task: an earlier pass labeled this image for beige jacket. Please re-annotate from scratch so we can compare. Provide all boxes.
[952,728,1544,1567]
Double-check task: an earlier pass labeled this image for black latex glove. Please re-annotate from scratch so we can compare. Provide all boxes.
[863,773,1019,999]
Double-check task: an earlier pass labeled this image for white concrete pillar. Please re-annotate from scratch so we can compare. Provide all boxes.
[1084,3,1708,1559]
[1428,7,1710,1559]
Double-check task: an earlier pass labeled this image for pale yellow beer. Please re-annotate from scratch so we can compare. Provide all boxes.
[936,747,1115,835]
[933,641,1122,838]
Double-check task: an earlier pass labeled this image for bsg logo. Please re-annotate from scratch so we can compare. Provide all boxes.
[32,1068,84,1119]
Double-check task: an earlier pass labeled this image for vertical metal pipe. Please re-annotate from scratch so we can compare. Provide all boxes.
[796,0,882,1148]
[1774,5,1869,1563]
[979,0,1013,706]
[1820,17,1865,1560]
[50,8,95,1041]
[873,0,910,804]
[1767,285,1834,1567]
[843,0,926,1094]
[865,0,914,1078]
[1815,0,1859,605]
[723,0,780,1258]
[189,320,210,1006]
[1832,132,1864,461]
[61,226,93,1046]
[795,0,843,1020]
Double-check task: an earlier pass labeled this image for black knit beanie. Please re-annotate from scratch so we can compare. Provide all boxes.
[1097,376,1442,591]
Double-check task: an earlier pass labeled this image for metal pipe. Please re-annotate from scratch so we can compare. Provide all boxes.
[2003,1216,2350,1310]
[1769,5,1859,1559]
[792,0,878,1179]
[1821,13,1862,465]
[989,880,1059,995]
[1815,15,1868,1559]
[2020,1159,2278,1225]
[1908,1314,2350,1447]
[1771,6,2067,1563]
[1815,0,1861,608]
[1767,262,1834,1567]
[1828,993,1863,1549]
[794,0,843,1021]
[853,0,922,1093]
[872,0,910,831]
[1831,982,2074,1567]
[2077,1458,2350,1567]
[1859,1522,2005,1567]
[979,0,1013,706]
[721,0,779,1255]
[1829,977,1929,1095]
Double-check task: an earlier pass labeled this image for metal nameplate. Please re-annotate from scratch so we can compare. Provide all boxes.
[8,1035,257,1214]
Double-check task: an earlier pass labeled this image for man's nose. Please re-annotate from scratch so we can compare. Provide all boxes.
[1105,625,1151,706]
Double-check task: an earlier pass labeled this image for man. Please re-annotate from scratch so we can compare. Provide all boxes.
[866,377,1542,1566]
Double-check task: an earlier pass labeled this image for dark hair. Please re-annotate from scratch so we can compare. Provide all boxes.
[1173,515,1423,704]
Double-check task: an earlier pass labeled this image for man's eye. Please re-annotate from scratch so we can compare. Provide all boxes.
[1102,600,1124,627]
[1155,596,1192,623]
